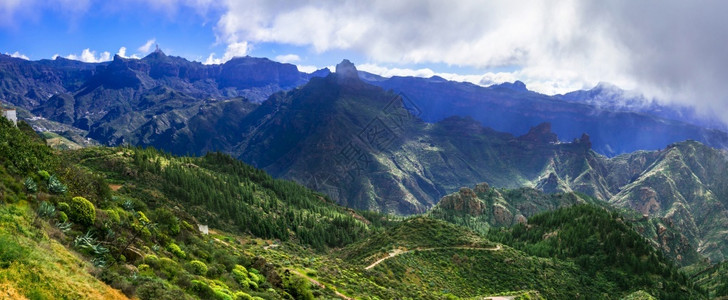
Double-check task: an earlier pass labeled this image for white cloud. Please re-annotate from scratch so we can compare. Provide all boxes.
[274,54,300,63]
[117,47,127,57]
[116,47,140,59]
[211,0,728,123]
[203,41,248,64]
[138,39,156,53]
[65,48,112,63]
[6,51,29,60]
[296,65,319,73]
[356,63,599,96]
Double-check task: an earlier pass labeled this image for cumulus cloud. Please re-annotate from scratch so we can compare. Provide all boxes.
[65,48,112,63]
[203,41,248,64]
[296,65,320,73]
[274,54,300,63]
[210,0,728,123]
[116,47,140,59]
[6,51,29,60]
[138,39,157,53]
[117,47,127,57]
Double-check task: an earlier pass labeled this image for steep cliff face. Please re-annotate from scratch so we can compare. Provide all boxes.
[609,141,728,262]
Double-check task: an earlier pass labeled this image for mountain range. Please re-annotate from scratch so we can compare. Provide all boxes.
[2,51,728,156]
[362,74,728,156]
[2,52,728,268]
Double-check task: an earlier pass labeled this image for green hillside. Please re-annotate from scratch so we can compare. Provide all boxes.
[688,260,728,299]
[1,118,374,299]
[487,204,704,299]
[0,117,718,299]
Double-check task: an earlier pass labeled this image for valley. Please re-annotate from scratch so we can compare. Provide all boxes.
[1,54,728,299]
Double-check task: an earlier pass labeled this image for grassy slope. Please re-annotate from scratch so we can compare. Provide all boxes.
[0,119,127,299]
[0,202,128,300]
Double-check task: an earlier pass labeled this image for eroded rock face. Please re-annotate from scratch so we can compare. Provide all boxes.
[636,187,661,215]
[515,214,528,224]
[536,172,561,194]
[437,187,485,216]
[492,204,513,225]
[473,182,490,194]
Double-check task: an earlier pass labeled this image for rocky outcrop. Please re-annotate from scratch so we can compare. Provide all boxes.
[335,59,360,84]
[437,187,485,216]
[517,122,558,144]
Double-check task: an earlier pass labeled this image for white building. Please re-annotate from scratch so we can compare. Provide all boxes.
[1,109,16,126]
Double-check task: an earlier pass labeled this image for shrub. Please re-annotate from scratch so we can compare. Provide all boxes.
[48,175,67,194]
[232,265,249,284]
[234,291,254,300]
[135,276,187,300]
[191,280,216,299]
[138,263,152,275]
[152,208,181,236]
[167,242,186,258]
[37,170,50,181]
[104,209,120,224]
[57,202,70,212]
[57,211,68,223]
[158,257,180,279]
[144,254,159,267]
[283,274,314,300]
[188,260,208,276]
[68,196,96,225]
[24,177,37,193]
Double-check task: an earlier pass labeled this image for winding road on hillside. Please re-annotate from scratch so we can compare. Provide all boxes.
[364,244,502,270]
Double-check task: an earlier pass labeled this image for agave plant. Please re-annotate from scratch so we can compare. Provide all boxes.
[73,231,96,249]
[91,256,107,268]
[122,199,134,211]
[47,175,67,195]
[37,201,56,219]
[56,221,72,232]
[24,177,37,193]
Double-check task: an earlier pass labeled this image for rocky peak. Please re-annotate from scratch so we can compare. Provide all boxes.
[579,133,591,147]
[143,48,167,61]
[536,172,562,194]
[335,59,360,83]
[518,122,558,144]
[493,80,528,92]
[437,187,485,216]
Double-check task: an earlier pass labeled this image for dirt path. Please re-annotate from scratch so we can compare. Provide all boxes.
[364,244,502,270]
[289,269,353,300]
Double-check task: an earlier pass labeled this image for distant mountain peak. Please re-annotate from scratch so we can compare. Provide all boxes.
[518,122,558,144]
[493,80,528,92]
[335,59,360,83]
[143,48,167,60]
[593,81,620,91]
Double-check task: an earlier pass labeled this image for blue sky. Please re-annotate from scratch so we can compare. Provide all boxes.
[0,1,495,83]
[2,0,728,124]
